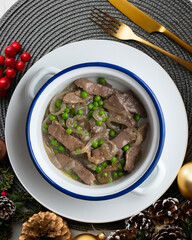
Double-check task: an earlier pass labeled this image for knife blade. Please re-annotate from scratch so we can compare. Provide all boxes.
[108,0,192,53]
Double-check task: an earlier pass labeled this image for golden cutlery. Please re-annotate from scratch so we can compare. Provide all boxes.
[108,0,192,54]
[89,8,192,72]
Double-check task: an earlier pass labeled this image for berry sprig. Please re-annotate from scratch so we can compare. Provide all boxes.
[0,42,31,98]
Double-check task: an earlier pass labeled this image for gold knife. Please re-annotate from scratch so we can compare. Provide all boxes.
[108,0,192,53]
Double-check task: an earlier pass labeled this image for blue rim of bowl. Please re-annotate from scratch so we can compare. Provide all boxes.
[26,62,165,201]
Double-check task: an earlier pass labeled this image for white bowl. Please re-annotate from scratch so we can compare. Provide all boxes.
[26,62,165,200]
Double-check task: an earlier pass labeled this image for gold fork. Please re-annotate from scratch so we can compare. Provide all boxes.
[89,8,192,72]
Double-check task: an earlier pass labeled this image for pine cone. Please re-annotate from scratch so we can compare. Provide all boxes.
[152,225,185,240]
[179,200,192,223]
[148,197,179,225]
[19,211,71,240]
[107,229,131,240]
[0,196,16,220]
[125,211,154,237]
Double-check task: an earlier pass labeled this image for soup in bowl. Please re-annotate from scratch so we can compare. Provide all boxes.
[26,62,165,200]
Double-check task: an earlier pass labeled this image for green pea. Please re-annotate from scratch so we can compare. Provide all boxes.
[55,100,62,108]
[70,109,75,115]
[81,90,88,98]
[118,164,123,171]
[88,103,93,110]
[98,100,104,106]
[64,107,70,113]
[96,166,102,173]
[102,116,107,122]
[93,106,98,111]
[44,124,48,130]
[76,147,82,151]
[93,101,99,107]
[76,126,82,131]
[49,114,56,121]
[101,161,107,167]
[98,139,104,146]
[92,141,98,148]
[58,145,65,151]
[99,110,105,116]
[93,165,97,170]
[123,145,130,151]
[98,77,106,84]
[109,130,116,137]
[66,128,72,134]
[111,156,117,163]
[108,177,112,183]
[74,122,78,128]
[135,114,141,121]
[96,120,102,126]
[77,109,83,115]
[118,171,124,177]
[54,149,59,154]
[102,172,108,177]
[112,172,118,178]
[51,139,58,146]
[85,131,89,136]
[94,95,101,101]
[67,169,72,175]
[73,174,78,180]
[62,112,69,120]
[89,110,93,117]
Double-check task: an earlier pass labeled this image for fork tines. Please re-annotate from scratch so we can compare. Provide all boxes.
[89,7,120,36]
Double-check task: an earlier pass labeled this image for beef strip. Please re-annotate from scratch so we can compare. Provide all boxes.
[124,123,148,172]
[75,78,116,98]
[56,154,95,185]
[91,128,137,164]
[48,121,85,151]
[63,90,93,104]
[104,94,136,126]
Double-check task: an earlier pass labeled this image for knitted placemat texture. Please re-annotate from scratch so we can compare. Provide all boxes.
[0,0,192,230]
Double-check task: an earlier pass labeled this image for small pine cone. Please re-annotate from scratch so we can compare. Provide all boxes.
[152,225,185,240]
[107,229,131,240]
[19,211,71,240]
[148,197,179,225]
[125,211,154,237]
[0,196,16,220]
[179,200,192,223]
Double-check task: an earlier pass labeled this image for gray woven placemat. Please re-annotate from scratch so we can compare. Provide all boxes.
[0,0,192,230]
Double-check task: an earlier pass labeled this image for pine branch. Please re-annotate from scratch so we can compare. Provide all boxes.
[181,217,192,239]
[0,220,12,240]
[0,167,14,191]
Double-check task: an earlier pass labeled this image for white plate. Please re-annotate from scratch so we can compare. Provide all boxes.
[5,40,188,223]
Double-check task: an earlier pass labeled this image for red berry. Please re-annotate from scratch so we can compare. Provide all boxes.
[0,55,5,65]
[1,192,7,196]
[4,46,16,58]
[4,58,15,68]
[0,77,10,90]
[21,52,31,62]
[16,60,25,71]
[6,68,16,78]
[0,89,7,98]
[0,69,3,78]
[11,42,21,52]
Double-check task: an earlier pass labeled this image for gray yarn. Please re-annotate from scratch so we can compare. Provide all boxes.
[0,0,192,230]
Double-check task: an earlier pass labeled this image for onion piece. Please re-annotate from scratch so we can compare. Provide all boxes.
[49,91,68,115]
[131,131,143,147]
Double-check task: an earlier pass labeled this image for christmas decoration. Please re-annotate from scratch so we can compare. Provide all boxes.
[177,162,192,201]
[107,229,133,240]
[0,139,6,162]
[0,196,16,220]
[125,211,154,237]
[19,211,71,240]
[148,197,179,225]
[73,233,106,240]
[179,200,192,222]
[152,225,185,240]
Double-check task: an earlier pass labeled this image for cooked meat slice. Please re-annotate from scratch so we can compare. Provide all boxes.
[124,146,141,172]
[75,78,116,98]
[63,90,93,103]
[104,94,136,126]
[48,121,85,151]
[56,154,95,185]
[91,128,137,164]
[124,123,148,172]
[118,91,146,117]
